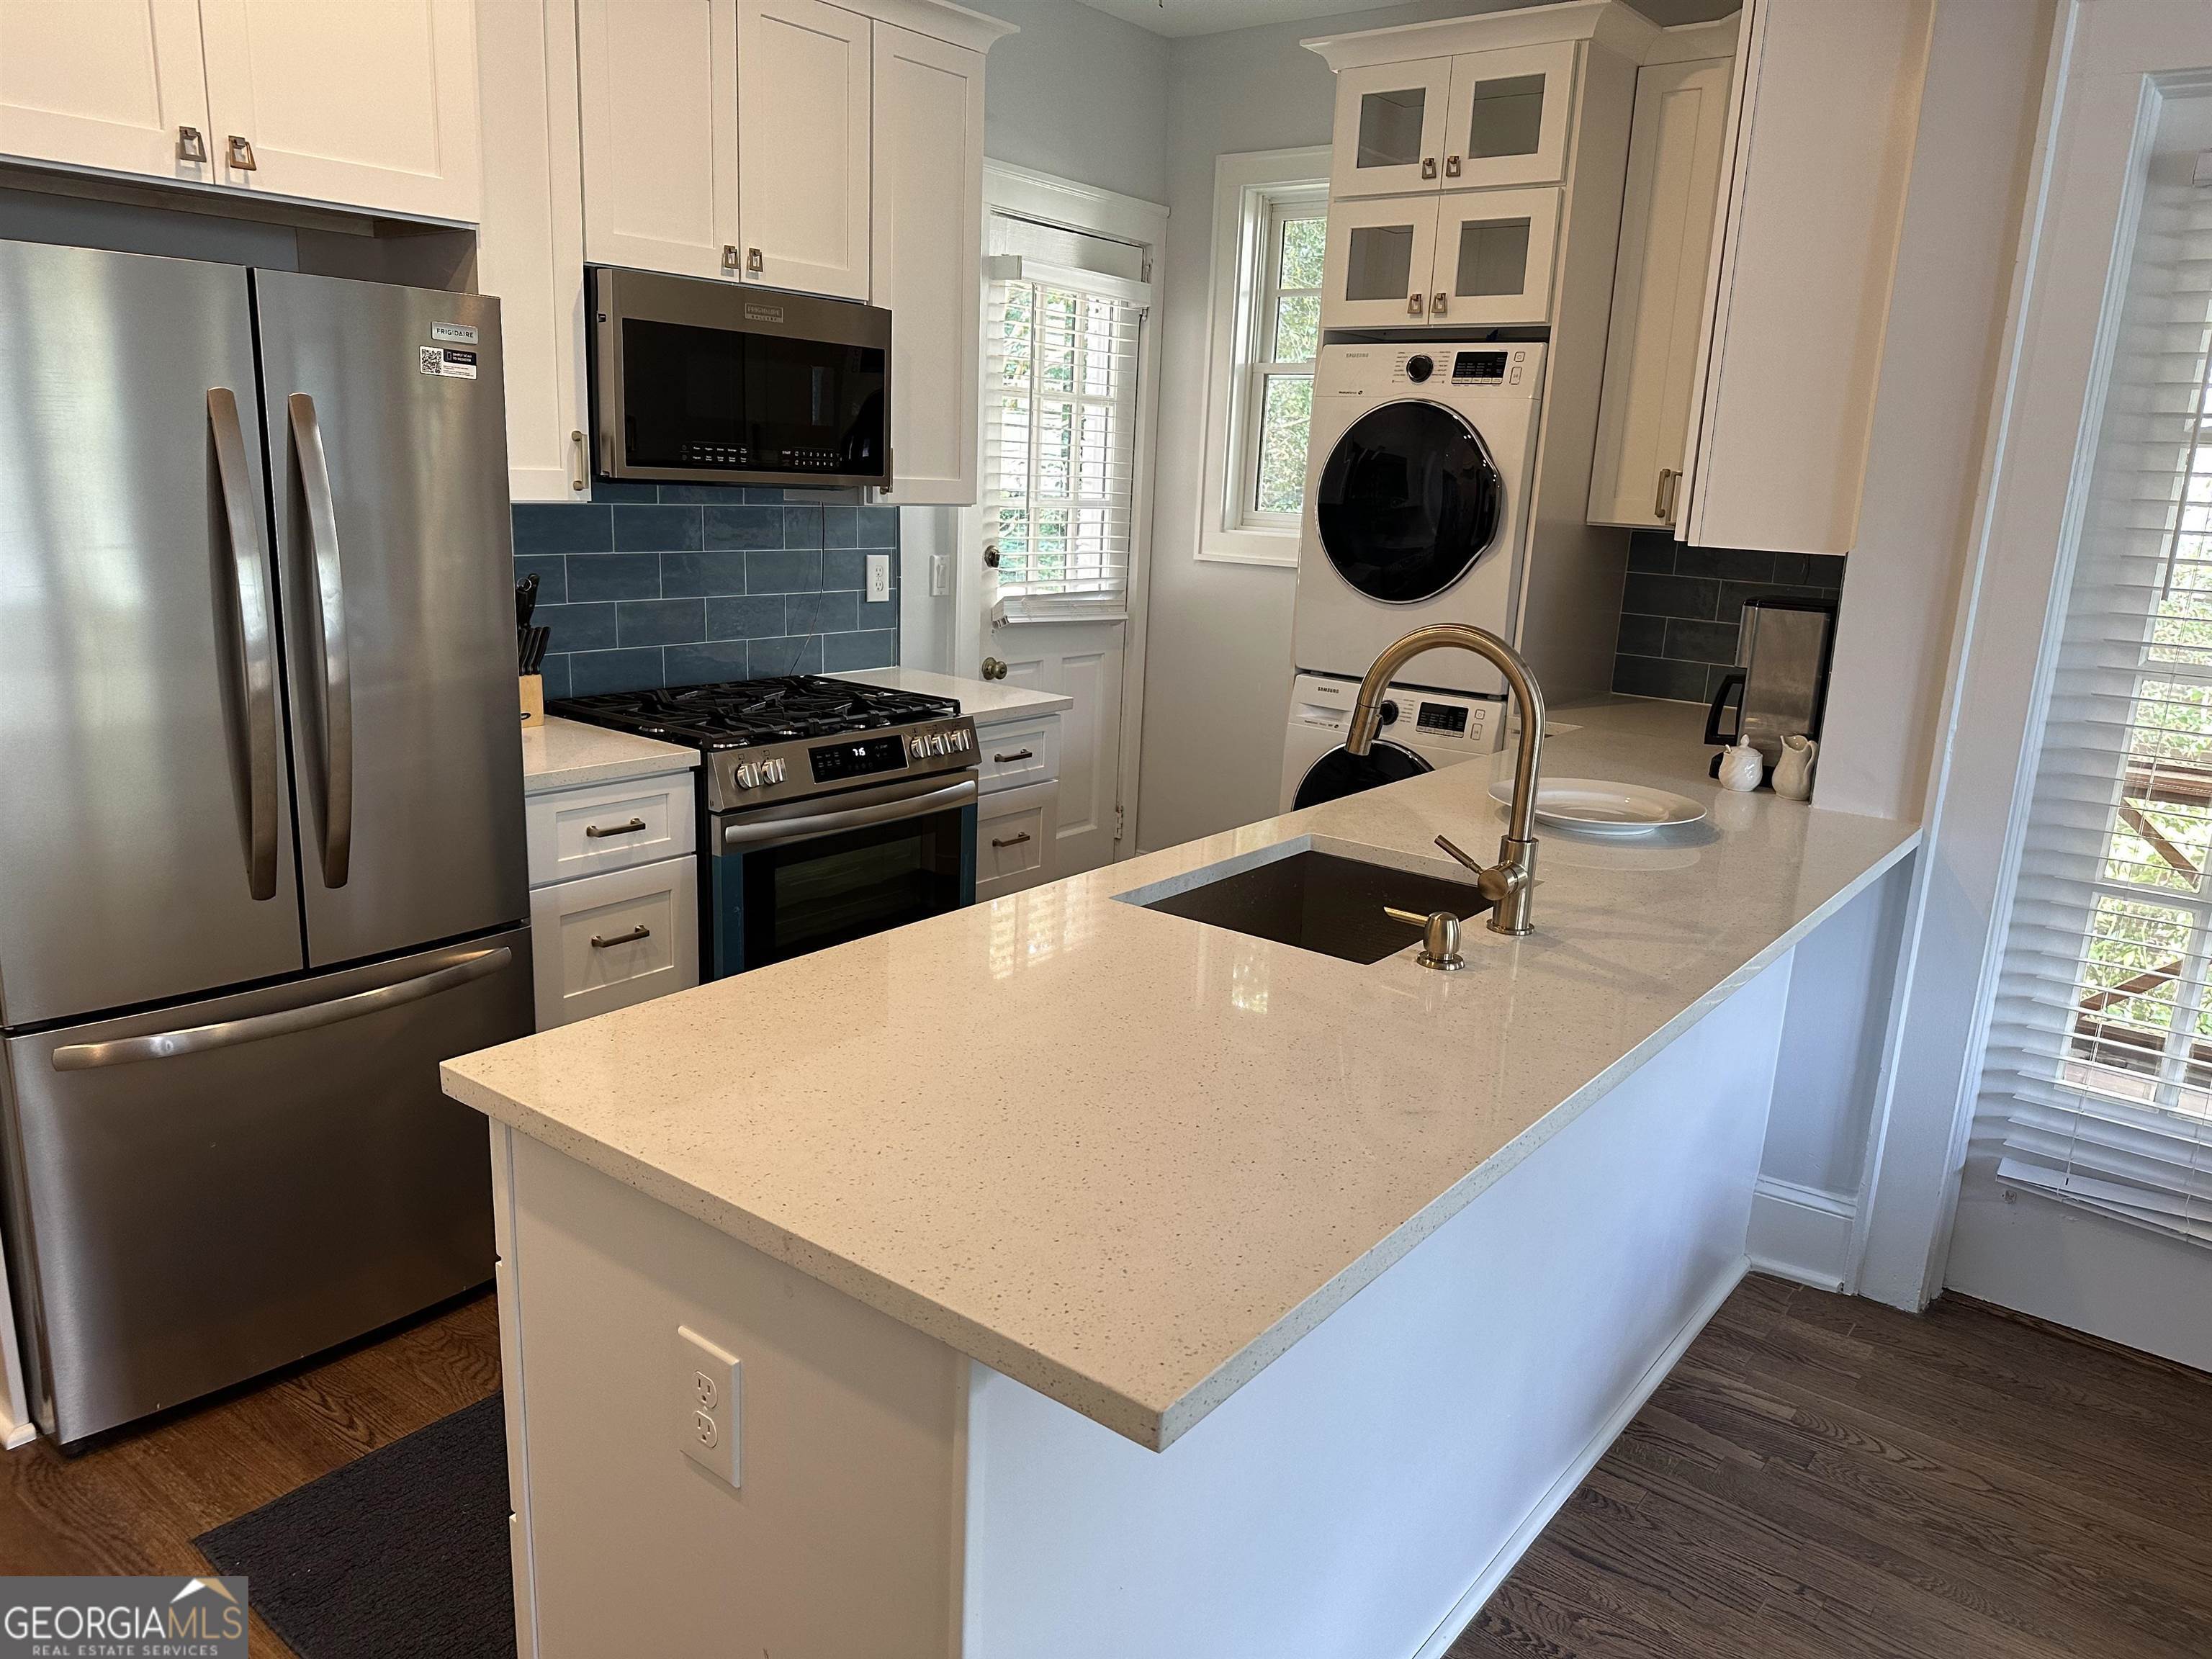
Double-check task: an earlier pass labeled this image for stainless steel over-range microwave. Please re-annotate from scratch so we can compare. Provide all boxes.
[588,265,891,490]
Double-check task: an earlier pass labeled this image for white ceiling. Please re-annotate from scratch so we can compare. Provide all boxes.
[1074,0,1735,40]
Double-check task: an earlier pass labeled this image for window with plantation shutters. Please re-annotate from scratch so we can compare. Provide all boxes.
[981,249,1146,618]
[1978,141,2212,1242]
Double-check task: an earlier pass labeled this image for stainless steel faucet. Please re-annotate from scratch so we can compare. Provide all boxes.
[1345,623,1547,937]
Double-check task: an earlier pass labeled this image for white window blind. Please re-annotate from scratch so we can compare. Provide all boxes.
[982,257,1146,618]
[1979,139,2212,1242]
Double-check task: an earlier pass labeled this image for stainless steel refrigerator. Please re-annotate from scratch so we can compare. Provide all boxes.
[0,240,531,1444]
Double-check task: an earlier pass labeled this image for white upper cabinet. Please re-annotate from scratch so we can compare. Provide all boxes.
[197,0,482,220]
[1676,0,1930,554]
[1438,41,1575,191]
[735,0,871,300]
[577,0,739,279]
[1321,188,1556,330]
[872,22,984,503]
[1587,53,1734,530]
[1328,57,1452,199]
[1321,195,1439,328]
[0,0,215,185]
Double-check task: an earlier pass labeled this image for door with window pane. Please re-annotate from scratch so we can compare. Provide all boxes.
[1434,187,1559,325]
[1242,201,1324,530]
[1328,58,1452,199]
[1439,42,1575,190]
[1320,195,1440,328]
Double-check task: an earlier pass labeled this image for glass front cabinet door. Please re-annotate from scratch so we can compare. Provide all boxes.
[1433,186,1559,326]
[1328,58,1453,199]
[1441,42,1575,190]
[1321,195,1442,328]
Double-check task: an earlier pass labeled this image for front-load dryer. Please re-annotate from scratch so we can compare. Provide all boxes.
[1291,341,1545,696]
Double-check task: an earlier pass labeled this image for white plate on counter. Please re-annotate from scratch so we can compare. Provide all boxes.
[1488,777,1707,835]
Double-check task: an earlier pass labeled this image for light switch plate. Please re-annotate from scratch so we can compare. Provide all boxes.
[929,553,950,598]
[866,554,892,603]
[678,1324,741,1488]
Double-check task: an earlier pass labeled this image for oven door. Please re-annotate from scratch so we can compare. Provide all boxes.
[709,775,978,977]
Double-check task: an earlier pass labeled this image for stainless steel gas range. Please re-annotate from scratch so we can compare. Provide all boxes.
[552,677,979,978]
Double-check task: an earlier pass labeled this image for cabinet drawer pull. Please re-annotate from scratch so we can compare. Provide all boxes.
[1654,467,1679,522]
[589,925,652,950]
[992,748,1034,764]
[584,816,647,839]
[570,430,588,492]
[990,832,1033,849]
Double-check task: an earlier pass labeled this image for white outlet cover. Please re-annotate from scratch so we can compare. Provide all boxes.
[678,1324,741,1488]
[866,553,892,603]
[930,553,950,598]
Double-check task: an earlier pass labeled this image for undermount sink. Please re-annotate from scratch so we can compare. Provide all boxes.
[1135,849,1493,966]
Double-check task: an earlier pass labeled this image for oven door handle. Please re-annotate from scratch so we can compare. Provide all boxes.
[721,776,979,849]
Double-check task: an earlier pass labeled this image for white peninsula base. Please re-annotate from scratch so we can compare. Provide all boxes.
[489,955,1791,1659]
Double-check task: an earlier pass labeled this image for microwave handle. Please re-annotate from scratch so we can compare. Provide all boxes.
[721,776,978,849]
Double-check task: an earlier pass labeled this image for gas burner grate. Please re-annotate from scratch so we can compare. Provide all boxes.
[552,675,960,749]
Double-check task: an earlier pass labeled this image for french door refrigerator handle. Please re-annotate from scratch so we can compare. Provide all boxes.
[50,946,515,1072]
[206,388,281,902]
[288,392,354,888]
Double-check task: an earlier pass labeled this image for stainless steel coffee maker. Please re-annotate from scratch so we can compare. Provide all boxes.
[1704,596,1837,781]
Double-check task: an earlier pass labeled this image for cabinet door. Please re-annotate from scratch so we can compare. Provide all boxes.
[477,0,590,503]
[1439,41,1576,190]
[0,0,213,184]
[735,0,871,301]
[1327,57,1451,200]
[1320,195,1439,330]
[577,0,739,279]
[872,24,984,504]
[1431,186,1558,327]
[1586,57,1734,529]
[198,0,482,220]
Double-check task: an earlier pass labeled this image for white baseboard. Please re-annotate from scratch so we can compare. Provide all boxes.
[1406,1256,1749,1659]
[0,1410,35,1449]
[1746,1176,1858,1292]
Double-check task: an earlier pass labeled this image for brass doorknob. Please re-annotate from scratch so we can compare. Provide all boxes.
[980,657,1009,682]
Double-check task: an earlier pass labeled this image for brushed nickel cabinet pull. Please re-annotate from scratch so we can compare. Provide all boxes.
[570,431,587,492]
[1655,467,1679,522]
[1421,156,1437,179]
[177,125,207,163]
[228,134,256,171]
[584,816,647,839]
[746,247,764,274]
[1444,155,1462,178]
[722,244,741,271]
[1408,292,1425,316]
[992,748,1034,764]
[1432,292,1449,315]
[589,925,652,949]
[990,832,1032,849]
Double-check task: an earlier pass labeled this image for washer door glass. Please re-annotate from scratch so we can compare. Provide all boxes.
[1293,742,1432,809]
[1315,402,1502,603]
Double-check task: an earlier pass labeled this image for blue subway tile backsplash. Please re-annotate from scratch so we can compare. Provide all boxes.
[516,484,898,698]
[1612,531,1843,706]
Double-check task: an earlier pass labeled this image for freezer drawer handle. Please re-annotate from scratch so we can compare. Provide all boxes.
[207,388,282,902]
[583,817,647,840]
[50,947,514,1073]
[289,394,354,889]
[590,925,652,950]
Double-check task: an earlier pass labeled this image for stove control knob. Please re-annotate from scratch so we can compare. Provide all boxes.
[734,762,760,789]
[930,733,950,756]
[909,735,927,758]
[761,758,783,784]
[950,729,969,752]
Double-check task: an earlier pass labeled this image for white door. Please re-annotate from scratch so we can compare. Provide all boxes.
[1439,41,1576,190]
[1320,194,1440,329]
[1431,185,1558,326]
[734,0,870,300]
[198,0,482,220]
[872,24,984,504]
[577,0,739,279]
[0,0,213,184]
[1327,57,1452,200]
[1586,55,1735,529]
[990,622,1125,878]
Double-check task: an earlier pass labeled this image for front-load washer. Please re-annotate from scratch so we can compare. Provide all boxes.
[1280,672,1506,814]
[1291,341,1545,696]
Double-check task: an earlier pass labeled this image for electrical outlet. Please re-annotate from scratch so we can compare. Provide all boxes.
[866,553,892,603]
[678,1325,741,1487]
[929,553,950,598]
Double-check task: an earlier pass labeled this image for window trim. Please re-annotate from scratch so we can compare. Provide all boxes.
[1195,146,1331,568]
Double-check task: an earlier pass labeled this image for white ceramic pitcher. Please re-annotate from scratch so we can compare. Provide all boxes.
[1773,734,1818,801]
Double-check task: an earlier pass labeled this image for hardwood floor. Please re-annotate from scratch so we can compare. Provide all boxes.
[0,1292,499,1659]
[1452,1274,2212,1659]
[2,1277,2205,1659]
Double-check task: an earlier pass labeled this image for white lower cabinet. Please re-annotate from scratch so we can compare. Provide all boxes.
[529,857,698,1029]
[976,780,1056,901]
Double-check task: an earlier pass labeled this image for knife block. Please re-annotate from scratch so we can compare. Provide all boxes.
[519,674,545,728]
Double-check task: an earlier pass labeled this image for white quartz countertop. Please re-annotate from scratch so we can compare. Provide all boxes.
[448,698,1917,1451]
[521,716,699,796]
[843,665,1073,721]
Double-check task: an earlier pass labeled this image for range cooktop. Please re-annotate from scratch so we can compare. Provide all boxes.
[552,675,961,750]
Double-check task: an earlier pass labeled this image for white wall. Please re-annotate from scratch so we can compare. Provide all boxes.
[966,1,1172,205]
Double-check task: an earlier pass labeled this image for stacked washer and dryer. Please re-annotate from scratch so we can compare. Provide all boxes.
[1280,340,1546,811]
